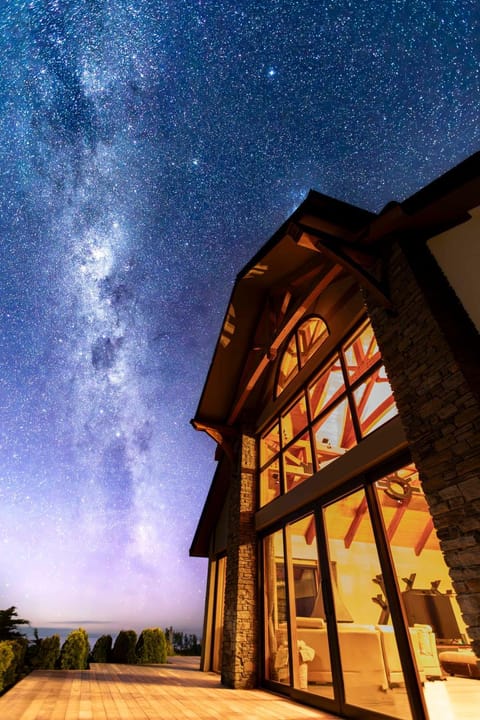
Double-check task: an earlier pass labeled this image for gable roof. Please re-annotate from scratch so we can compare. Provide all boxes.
[190,151,480,557]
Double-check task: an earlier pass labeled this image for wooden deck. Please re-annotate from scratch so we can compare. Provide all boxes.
[0,657,339,719]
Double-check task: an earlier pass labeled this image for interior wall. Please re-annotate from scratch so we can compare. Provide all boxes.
[327,539,467,635]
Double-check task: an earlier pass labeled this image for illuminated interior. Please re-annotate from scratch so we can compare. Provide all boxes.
[263,462,475,719]
[260,319,398,506]
[276,316,329,396]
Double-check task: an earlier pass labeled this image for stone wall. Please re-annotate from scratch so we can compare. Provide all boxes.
[364,240,480,657]
[221,433,258,688]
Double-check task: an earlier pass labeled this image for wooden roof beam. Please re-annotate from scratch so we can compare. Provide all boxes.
[296,231,393,309]
[227,264,344,424]
[190,419,237,462]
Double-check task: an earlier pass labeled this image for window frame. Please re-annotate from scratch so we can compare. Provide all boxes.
[259,317,398,508]
[275,315,330,398]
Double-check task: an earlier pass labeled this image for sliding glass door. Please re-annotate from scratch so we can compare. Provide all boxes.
[374,463,475,720]
[262,469,440,719]
[323,488,414,719]
[286,514,334,699]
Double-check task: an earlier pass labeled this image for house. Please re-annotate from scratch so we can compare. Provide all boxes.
[190,152,480,720]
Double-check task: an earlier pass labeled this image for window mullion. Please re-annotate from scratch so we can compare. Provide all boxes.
[339,346,363,444]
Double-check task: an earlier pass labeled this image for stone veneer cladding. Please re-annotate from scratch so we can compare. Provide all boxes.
[221,433,258,688]
[363,240,480,658]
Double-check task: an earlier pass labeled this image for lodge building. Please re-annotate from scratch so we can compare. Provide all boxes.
[190,152,480,720]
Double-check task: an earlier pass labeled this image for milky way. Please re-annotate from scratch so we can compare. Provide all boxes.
[0,1,479,633]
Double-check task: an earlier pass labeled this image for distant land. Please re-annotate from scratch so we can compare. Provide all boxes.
[27,626,104,645]
[25,621,202,646]
[26,622,119,646]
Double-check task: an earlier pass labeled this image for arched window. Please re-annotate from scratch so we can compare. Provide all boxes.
[276,316,329,396]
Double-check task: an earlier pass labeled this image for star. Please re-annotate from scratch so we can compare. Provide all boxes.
[0,0,478,638]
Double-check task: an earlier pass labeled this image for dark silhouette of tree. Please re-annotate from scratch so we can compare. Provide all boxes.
[0,607,29,641]
[165,628,201,655]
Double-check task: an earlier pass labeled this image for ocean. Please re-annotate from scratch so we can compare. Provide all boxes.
[26,626,127,647]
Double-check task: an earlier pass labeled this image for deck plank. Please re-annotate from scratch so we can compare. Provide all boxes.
[0,659,335,720]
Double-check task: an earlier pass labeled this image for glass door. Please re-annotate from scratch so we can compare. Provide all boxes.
[323,487,417,719]
[286,514,335,699]
[261,476,442,718]
[264,528,291,685]
[375,463,477,720]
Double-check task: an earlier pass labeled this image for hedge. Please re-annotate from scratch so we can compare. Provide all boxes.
[135,628,167,664]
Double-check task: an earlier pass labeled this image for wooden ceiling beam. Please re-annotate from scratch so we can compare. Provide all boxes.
[344,496,368,548]
[387,502,409,542]
[305,516,316,546]
[415,517,434,556]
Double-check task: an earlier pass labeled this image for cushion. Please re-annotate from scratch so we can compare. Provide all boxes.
[296,616,326,629]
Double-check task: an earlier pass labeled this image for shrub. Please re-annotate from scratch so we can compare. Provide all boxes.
[60,629,90,670]
[111,630,137,664]
[1,638,28,689]
[29,635,61,670]
[0,642,14,693]
[135,628,167,665]
[164,627,174,657]
[91,635,112,663]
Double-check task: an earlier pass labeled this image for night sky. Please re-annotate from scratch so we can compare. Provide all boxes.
[0,1,478,636]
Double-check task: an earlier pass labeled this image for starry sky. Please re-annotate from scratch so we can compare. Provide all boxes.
[0,1,479,637]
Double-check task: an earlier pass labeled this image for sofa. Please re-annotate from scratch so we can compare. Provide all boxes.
[295,617,389,691]
[293,617,442,689]
[377,624,443,684]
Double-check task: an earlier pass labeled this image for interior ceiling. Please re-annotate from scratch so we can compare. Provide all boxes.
[292,485,439,554]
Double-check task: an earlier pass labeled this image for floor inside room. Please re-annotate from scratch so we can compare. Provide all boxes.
[305,675,479,720]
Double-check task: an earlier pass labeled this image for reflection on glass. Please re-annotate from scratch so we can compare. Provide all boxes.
[284,432,313,492]
[260,459,280,506]
[308,356,345,419]
[288,515,334,698]
[312,398,355,469]
[353,365,397,436]
[324,489,411,719]
[343,322,380,382]
[264,530,290,684]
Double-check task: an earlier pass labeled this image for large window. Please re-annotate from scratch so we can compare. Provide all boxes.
[260,319,398,506]
[262,460,475,719]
